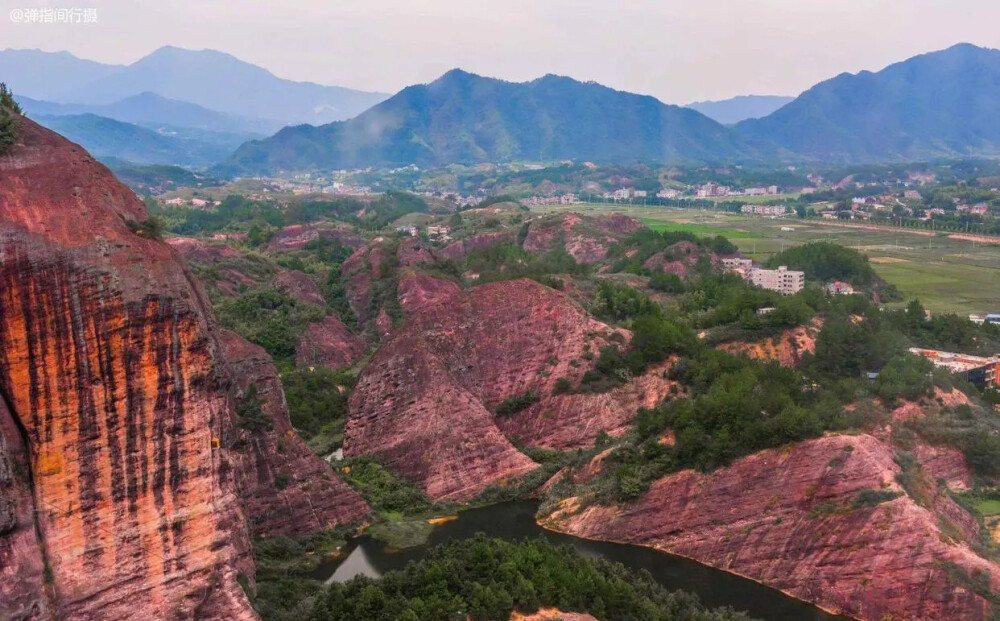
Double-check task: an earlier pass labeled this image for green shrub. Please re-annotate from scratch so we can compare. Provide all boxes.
[216,287,325,364]
[237,384,273,433]
[282,367,352,440]
[852,489,901,509]
[552,377,572,394]
[0,83,20,155]
[495,390,540,416]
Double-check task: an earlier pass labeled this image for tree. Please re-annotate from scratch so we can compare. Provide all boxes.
[0,83,21,155]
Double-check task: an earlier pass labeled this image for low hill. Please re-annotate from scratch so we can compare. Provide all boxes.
[34,113,242,168]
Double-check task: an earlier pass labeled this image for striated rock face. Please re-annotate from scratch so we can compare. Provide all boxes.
[497,362,676,450]
[543,434,1000,621]
[219,331,369,537]
[0,397,48,620]
[341,242,391,326]
[296,315,365,370]
[0,117,257,619]
[523,213,642,263]
[345,276,674,499]
[273,269,326,307]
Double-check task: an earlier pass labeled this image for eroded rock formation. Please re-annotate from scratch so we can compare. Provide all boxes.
[345,275,674,499]
[219,331,369,536]
[0,116,367,620]
[543,434,1000,621]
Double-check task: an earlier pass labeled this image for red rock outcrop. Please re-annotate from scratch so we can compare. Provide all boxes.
[219,331,369,536]
[167,236,242,265]
[439,231,512,260]
[717,322,821,367]
[345,276,675,499]
[266,223,362,252]
[0,117,257,619]
[341,241,391,326]
[0,397,48,620]
[273,269,326,306]
[296,315,366,370]
[543,434,1000,621]
[397,236,437,267]
[523,213,642,263]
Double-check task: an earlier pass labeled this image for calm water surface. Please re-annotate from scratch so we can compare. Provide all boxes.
[311,501,853,621]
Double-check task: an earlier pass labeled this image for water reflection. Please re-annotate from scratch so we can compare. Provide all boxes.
[314,501,853,621]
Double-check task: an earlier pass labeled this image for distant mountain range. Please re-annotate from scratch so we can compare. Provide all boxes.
[736,43,1000,162]
[222,43,1000,175]
[1,47,388,126]
[4,43,999,173]
[686,95,795,125]
[0,46,389,167]
[17,92,276,135]
[219,69,776,175]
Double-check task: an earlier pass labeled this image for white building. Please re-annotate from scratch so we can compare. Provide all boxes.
[748,266,804,294]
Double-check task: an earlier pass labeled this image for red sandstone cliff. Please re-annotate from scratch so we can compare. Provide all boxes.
[344,275,674,500]
[0,116,367,620]
[0,115,258,620]
[542,434,1000,621]
[219,331,369,536]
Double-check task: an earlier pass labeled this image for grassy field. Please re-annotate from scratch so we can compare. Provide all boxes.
[531,203,1000,316]
[975,499,1000,516]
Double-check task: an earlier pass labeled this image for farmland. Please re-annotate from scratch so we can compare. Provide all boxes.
[531,203,1000,316]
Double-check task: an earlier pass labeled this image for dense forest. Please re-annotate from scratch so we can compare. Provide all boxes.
[255,537,757,621]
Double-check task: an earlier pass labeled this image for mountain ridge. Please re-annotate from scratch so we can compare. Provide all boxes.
[735,43,1000,162]
[220,68,777,175]
[0,46,389,126]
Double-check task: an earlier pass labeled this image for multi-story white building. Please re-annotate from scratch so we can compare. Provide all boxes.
[747,266,805,294]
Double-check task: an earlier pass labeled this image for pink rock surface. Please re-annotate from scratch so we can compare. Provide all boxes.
[543,434,999,621]
[296,315,366,370]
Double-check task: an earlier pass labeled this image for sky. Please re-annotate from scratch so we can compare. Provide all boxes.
[1,0,999,103]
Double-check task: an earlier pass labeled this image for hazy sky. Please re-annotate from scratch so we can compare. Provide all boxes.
[2,0,999,103]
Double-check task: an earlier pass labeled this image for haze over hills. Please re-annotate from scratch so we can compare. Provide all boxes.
[17,92,276,135]
[686,95,795,125]
[221,43,1000,175]
[35,113,244,168]
[736,43,1000,162]
[0,47,389,126]
[0,48,123,100]
[220,69,776,175]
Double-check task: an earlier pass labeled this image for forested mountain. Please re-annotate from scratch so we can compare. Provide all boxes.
[221,69,774,174]
[736,43,1000,162]
[35,113,244,167]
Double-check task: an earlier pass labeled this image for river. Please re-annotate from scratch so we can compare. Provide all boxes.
[311,500,853,621]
